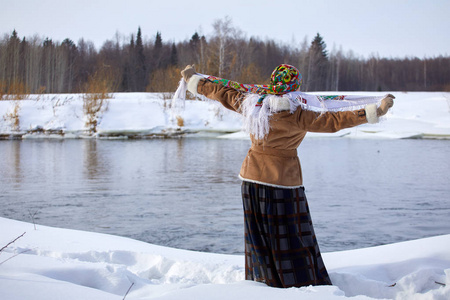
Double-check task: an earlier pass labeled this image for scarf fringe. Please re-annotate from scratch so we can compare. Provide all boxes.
[240,94,301,140]
[170,78,187,123]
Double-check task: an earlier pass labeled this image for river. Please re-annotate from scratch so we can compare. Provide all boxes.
[1,137,449,254]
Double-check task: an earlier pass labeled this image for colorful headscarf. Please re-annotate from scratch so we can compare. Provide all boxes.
[269,64,302,93]
[206,64,302,96]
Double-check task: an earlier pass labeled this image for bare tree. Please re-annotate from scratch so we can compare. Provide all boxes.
[209,16,241,78]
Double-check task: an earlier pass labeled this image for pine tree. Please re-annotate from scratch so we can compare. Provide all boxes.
[190,32,200,46]
[42,37,56,92]
[6,30,21,88]
[170,43,178,66]
[189,32,206,70]
[152,31,163,71]
[311,33,328,58]
[306,33,329,91]
[61,38,78,92]
[135,27,146,91]
[155,32,162,49]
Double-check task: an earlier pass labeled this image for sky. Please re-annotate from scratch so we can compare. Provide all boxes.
[1,0,449,59]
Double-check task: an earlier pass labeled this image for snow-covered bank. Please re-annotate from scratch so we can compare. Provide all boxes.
[0,92,449,139]
[0,217,449,300]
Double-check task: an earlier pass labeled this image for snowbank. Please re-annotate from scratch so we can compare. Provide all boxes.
[0,92,449,139]
[0,217,449,300]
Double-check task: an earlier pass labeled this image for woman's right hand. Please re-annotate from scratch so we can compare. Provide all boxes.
[181,65,196,82]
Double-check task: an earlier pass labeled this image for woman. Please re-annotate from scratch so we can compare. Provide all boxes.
[180,64,394,288]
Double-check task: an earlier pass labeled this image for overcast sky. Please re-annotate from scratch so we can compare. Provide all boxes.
[1,0,449,58]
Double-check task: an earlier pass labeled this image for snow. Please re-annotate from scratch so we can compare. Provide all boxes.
[1,217,449,300]
[1,91,449,139]
[1,91,450,299]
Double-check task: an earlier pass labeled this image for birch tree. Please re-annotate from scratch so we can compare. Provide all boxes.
[209,16,238,78]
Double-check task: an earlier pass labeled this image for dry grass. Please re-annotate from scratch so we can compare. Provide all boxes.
[0,80,31,132]
[176,115,184,127]
[147,66,182,93]
[82,71,114,133]
[3,100,21,131]
[0,80,30,101]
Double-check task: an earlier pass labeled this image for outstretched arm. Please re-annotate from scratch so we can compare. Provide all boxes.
[298,94,395,132]
[181,65,245,113]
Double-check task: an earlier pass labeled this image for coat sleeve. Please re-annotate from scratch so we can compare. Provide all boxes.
[187,75,244,113]
[297,108,372,133]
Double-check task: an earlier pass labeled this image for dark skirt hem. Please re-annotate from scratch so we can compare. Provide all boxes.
[242,181,332,288]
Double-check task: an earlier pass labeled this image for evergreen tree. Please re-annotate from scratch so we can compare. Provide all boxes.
[61,38,78,92]
[188,32,206,70]
[170,43,178,66]
[19,37,27,87]
[306,33,329,91]
[155,31,162,49]
[153,31,163,69]
[190,32,200,47]
[42,37,56,92]
[5,30,21,87]
[310,33,328,58]
[135,27,146,91]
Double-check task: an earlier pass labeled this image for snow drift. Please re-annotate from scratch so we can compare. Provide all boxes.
[1,217,449,300]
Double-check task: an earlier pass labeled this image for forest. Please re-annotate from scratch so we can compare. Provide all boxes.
[1,17,449,96]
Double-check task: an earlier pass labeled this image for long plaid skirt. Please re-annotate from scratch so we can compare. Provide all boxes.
[242,181,332,288]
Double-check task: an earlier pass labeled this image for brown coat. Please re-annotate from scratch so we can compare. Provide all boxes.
[193,77,372,188]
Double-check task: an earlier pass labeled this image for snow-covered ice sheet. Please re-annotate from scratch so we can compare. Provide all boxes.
[1,92,449,139]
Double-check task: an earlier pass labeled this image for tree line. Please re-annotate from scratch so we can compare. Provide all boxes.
[1,17,449,96]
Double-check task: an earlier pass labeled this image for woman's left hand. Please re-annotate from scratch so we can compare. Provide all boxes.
[377,94,395,117]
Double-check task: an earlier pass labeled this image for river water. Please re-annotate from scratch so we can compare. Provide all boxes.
[1,137,449,254]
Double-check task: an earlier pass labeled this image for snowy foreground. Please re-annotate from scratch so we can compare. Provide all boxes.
[0,217,449,300]
[0,91,449,139]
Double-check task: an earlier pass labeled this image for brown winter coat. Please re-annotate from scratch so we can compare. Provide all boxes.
[193,78,370,188]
